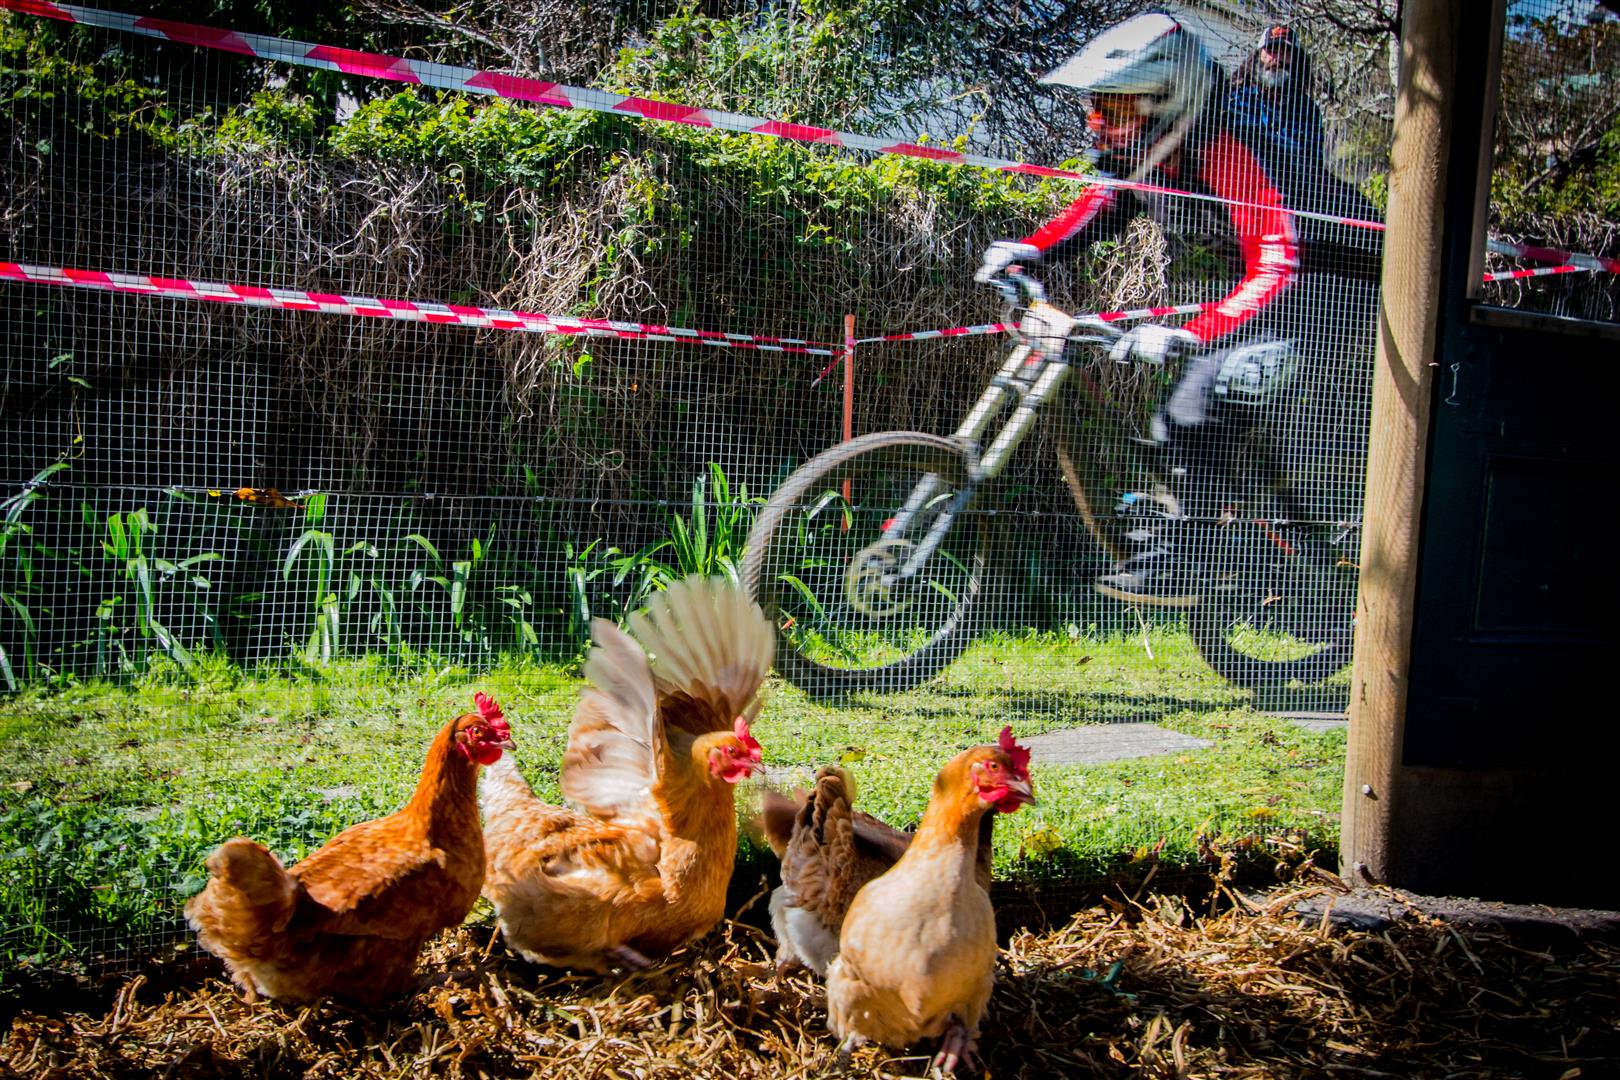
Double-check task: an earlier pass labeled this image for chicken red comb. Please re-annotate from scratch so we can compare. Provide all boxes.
[733,716,764,764]
[474,692,511,737]
[998,725,1031,780]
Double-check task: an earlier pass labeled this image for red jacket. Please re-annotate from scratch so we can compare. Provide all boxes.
[1019,130,1298,345]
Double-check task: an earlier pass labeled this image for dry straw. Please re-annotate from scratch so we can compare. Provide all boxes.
[4,875,1616,1079]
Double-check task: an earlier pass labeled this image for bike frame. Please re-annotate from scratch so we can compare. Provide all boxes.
[880,276,1106,584]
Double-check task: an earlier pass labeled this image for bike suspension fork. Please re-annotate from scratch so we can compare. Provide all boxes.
[883,346,1075,581]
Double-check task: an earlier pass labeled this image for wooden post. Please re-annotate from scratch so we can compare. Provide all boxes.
[1340,0,1460,882]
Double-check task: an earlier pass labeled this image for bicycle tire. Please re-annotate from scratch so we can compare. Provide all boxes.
[741,430,989,697]
[1185,522,1356,689]
[1058,406,1354,690]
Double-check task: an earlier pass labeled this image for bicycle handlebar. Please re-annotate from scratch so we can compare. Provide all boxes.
[993,265,1124,350]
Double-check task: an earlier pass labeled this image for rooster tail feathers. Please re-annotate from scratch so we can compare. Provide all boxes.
[806,766,856,849]
[560,618,662,816]
[210,838,295,911]
[627,575,774,735]
[188,837,299,937]
[760,767,855,859]
[812,765,855,807]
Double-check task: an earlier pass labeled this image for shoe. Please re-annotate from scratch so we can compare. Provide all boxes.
[1094,549,1199,608]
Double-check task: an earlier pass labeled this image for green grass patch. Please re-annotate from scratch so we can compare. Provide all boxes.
[0,628,1345,974]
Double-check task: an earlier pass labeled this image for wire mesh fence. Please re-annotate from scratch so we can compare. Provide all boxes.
[0,0,1615,975]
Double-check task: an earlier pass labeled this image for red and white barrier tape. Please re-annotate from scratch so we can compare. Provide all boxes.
[1481,263,1589,282]
[812,301,1220,384]
[854,321,1009,345]
[0,0,1386,235]
[851,300,1216,346]
[6,256,1600,384]
[1487,240,1620,275]
[815,265,1596,382]
[0,262,842,355]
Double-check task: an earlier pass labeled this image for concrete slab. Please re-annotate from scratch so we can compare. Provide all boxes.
[1265,711,1348,733]
[1019,722,1214,766]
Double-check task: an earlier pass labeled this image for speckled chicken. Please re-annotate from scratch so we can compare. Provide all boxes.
[825,728,1033,1073]
[480,575,773,972]
[759,765,995,977]
[184,695,514,1002]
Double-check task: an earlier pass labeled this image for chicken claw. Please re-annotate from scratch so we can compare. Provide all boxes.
[931,1013,978,1075]
[608,944,655,971]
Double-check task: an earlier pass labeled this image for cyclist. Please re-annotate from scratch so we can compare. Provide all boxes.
[975,12,1372,606]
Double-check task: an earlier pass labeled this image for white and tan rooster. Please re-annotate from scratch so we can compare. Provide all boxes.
[479,575,773,972]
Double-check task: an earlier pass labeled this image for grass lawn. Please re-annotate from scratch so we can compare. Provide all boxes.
[0,627,1347,978]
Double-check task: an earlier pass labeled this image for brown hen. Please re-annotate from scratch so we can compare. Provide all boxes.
[184,695,514,1002]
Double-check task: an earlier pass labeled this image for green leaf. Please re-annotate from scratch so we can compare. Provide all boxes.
[104,514,128,560]
[283,531,316,578]
[776,573,827,621]
[403,534,443,562]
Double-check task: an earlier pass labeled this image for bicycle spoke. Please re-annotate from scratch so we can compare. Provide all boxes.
[743,432,988,695]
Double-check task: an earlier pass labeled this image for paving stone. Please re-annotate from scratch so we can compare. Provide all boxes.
[1265,711,1348,733]
[1020,722,1214,766]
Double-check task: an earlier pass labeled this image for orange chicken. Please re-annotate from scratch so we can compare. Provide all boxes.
[825,728,1033,1073]
[480,575,773,972]
[760,767,995,976]
[184,695,514,1002]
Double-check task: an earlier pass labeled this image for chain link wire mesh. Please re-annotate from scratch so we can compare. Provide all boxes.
[0,0,1614,976]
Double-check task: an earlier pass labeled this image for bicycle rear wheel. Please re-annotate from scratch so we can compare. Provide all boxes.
[1186,520,1357,689]
[741,431,989,697]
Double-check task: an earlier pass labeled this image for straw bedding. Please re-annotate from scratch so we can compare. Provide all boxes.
[4,877,1616,1079]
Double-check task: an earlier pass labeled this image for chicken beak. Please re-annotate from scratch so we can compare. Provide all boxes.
[496,736,517,751]
[1005,777,1037,808]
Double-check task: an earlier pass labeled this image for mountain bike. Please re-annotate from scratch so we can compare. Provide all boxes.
[740,268,1358,696]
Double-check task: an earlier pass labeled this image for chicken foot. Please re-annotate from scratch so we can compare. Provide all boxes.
[835,1031,869,1064]
[931,1014,979,1075]
[607,944,655,971]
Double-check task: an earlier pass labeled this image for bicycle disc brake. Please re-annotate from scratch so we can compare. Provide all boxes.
[844,538,923,617]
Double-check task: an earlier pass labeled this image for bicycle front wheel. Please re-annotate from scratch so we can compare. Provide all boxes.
[741,431,990,697]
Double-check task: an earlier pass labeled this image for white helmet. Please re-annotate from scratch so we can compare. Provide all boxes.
[1041,13,1219,162]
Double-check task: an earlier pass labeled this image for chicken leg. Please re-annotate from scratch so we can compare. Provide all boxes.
[932,1014,979,1075]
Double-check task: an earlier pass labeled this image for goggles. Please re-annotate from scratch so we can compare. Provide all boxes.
[1085,94,1149,150]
